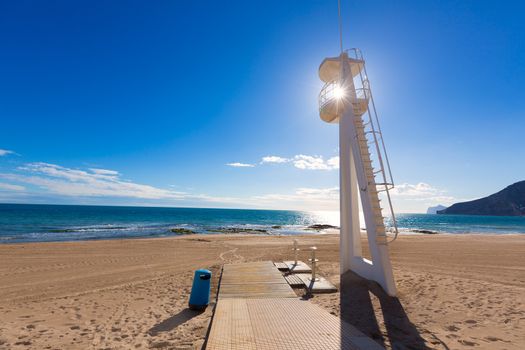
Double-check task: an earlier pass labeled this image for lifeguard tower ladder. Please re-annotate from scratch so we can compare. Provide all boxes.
[319,48,398,296]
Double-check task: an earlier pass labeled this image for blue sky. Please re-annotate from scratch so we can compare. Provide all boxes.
[0,0,524,212]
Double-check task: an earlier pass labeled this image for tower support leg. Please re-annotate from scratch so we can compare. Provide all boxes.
[339,107,361,274]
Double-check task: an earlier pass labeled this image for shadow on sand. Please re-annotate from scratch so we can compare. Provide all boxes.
[340,270,444,350]
[148,308,204,336]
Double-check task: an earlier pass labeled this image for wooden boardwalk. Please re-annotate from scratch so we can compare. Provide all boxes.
[219,261,296,298]
[205,261,383,350]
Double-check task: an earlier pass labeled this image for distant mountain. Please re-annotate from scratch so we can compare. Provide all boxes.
[438,181,525,216]
[426,205,447,214]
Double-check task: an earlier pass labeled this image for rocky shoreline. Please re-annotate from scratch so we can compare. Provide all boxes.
[170,224,340,235]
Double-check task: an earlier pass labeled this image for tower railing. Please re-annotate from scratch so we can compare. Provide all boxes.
[319,82,370,114]
[318,81,340,112]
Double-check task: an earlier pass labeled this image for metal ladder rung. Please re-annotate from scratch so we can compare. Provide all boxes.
[374,216,384,223]
[375,220,385,226]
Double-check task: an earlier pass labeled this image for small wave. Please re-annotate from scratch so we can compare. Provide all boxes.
[48,225,136,233]
[49,227,128,233]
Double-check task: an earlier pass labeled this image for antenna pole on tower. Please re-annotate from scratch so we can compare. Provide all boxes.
[337,0,343,53]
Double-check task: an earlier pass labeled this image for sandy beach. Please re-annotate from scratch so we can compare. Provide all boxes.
[0,233,523,350]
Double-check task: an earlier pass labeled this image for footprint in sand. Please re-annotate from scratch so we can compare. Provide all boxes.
[150,340,172,348]
[485,336,503,342]
[14,340,31,346]
[446,325,460,332]
[458,339,478,346]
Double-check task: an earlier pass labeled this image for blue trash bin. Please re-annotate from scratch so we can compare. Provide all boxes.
[189,269,211,310]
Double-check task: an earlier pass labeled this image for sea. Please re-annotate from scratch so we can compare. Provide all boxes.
[1,203,524,243]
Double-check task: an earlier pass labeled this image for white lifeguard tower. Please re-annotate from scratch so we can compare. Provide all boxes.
[318,47,399,296]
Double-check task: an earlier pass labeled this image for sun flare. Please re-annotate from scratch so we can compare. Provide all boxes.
[333,85,346,100]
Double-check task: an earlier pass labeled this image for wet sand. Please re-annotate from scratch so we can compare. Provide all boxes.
[0,233,523,349]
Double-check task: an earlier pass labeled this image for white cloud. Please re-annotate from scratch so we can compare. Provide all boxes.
[386,182,458,212]
[0,155,458,213]
[295,187,339,199]
[326,156,339,169]
[0,182,25,191]
[261,156,289,164]
[0,161,334,210]
[0,159,341,209]
[249,182,458,212]
[1,163,195,200]
[89,168,119,176]
[251,182,458,212]
[252,187,339,210]
[0,149,14,156]
[226,162,255,168]
[0,161,263,207]
[388,182,453,201]
[292,155,339,170]
[222,154,341,170]
[0,162,268,207]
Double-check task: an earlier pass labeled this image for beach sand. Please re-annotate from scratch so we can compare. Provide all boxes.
[0,234,523,349]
